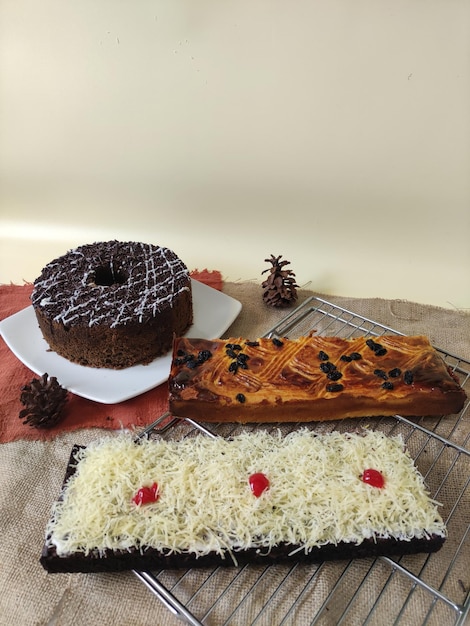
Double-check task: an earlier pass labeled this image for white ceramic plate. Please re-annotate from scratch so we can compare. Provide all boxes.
[0,279,242,404]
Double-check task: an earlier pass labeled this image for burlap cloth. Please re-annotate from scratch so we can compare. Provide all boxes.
[0,281,469,626]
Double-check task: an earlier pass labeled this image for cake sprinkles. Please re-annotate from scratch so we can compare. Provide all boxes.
[32,242,190,328]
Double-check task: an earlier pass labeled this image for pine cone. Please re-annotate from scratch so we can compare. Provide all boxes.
[19,373,68,429]
[261,254,299,307]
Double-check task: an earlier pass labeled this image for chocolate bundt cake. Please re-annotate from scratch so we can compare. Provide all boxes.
[31,241,192,369]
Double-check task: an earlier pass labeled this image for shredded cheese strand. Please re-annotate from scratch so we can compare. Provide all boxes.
[46,430,446,558]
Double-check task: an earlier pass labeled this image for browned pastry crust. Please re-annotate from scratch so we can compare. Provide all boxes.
[169,335,467,422]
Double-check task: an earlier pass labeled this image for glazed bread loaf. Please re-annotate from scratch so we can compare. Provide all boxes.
[41,430,446,573]
[168,335,467,422]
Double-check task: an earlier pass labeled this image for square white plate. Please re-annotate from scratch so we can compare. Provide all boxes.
[0,279,241,404]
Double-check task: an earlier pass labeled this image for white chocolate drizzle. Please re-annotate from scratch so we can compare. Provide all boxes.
[31,241,190,328]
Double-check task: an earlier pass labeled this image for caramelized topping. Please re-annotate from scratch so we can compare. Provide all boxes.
[169,336,466,420]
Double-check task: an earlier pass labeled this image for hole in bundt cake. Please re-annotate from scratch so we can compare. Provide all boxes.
[94,265,127,287]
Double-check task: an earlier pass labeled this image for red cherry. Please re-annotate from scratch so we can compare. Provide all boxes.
[249,472,270,497]
[132,482,159,505]
[361,468,385,488]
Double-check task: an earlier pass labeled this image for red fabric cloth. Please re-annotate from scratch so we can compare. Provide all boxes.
[0,270,222,443]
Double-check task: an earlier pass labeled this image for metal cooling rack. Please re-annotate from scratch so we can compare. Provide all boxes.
[134,296,470,626]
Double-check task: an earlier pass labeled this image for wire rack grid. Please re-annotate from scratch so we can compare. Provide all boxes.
[134,296,470,626]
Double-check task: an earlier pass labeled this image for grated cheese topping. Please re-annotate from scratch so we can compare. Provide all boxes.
[45,430,446,560]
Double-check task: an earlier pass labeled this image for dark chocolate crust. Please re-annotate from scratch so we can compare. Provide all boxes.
[40,534,445,573]
[40,445,445,574]
[169,336,467,422]
[31,241,193,368]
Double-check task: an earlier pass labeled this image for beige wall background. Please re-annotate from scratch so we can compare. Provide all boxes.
[1,0,469,310]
